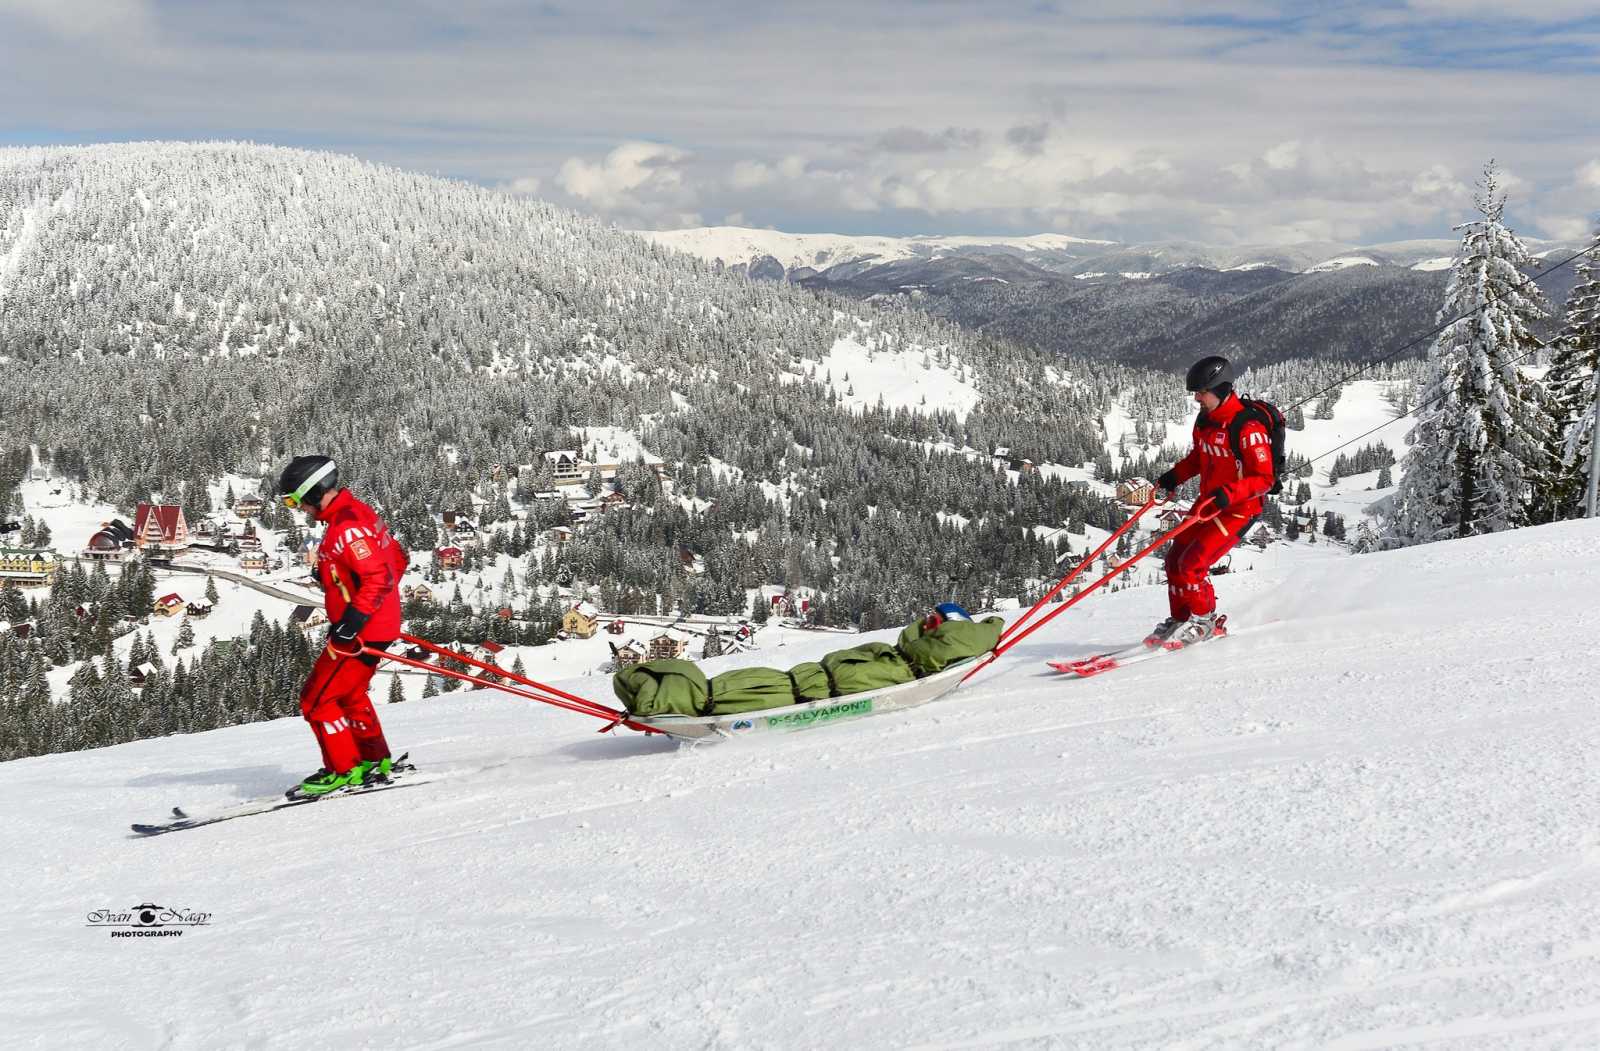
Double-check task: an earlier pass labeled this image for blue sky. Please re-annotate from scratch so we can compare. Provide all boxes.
[2,0,1597,243]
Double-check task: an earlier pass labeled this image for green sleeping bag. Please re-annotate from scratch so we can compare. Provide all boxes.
[788,661,832,702]
[612,659,710,717]
[709,667,797,714]
[821,642,915,695]
[896,616,1005,675]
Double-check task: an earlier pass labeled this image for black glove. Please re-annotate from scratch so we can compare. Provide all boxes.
[328,607,370,647]
[1207,488,1231,510]
[1156,470,1179,492]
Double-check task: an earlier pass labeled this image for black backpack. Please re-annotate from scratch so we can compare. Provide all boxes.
[1225,397,1288,496]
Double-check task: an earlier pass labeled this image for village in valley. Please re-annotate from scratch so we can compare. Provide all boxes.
[0,440,832,710]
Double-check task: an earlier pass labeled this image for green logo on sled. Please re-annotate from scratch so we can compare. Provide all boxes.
[766,698,874,731]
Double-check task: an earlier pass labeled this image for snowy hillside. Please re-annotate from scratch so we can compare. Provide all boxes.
[9,519,1600,1048]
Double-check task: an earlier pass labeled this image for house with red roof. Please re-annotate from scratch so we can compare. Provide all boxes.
[153,593,185,618]
[133,503,190,552]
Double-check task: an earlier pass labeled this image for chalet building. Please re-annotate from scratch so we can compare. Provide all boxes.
[73,604,95,622]
[547,527,574,546]
[405,584,436,604]
[153,593,185,618]
[598,491,627,513]
[239,551,268,571]
[647,631,691,661]
[84,519,135,561]
[542,450,588,483]
[0,621,36,640]
[129,662,158,688]
[236,533,263,550]
[471,640,506,664]
[562,601,601,639]
[290,605,328,627]
[677,546,706,576]
[186,601,213,618]
[612,640,645,667]
[234,498,263,518]
[436,546,464,570]
[1115,478,1155,507]
[0,547,59,586]
[605,618,626,636]
[133,503,190,552]
[441,510,474,528]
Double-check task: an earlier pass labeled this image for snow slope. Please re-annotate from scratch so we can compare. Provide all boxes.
[8,520,1600,1048]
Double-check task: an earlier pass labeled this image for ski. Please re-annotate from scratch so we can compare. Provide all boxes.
[132,756,425,836]
[1047,642,1167,678]
[1048,618,1228,678]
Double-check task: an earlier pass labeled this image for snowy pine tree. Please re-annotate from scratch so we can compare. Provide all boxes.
[1531,228,1600,521]
[1386,164,1552,544]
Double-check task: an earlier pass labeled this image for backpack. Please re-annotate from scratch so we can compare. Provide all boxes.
[1225,397,1288,496]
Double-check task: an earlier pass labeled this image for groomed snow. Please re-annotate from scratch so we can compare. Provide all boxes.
[8,520,1600,1047]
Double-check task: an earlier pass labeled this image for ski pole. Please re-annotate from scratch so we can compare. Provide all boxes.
[964,496,1158,684]
[371,646,661,733]
[998,494,1158,648]
[978,500,1219,667]
[964,494,1164,684]
[398,631,620,719]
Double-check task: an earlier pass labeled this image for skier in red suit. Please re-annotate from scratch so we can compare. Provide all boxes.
[277,455,410,797]
[1150,356,1275,648]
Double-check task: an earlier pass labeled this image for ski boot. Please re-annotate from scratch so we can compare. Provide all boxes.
[352,752,413,785]
[289,765,366,800]
[1144,617,1182,648]
[1163,613,1227,650]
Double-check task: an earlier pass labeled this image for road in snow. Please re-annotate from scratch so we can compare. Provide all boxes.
[6,521,1600,1048]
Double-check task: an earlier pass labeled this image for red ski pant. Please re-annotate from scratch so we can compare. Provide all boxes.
[299,642,393,774]
[1164,514,1250,619]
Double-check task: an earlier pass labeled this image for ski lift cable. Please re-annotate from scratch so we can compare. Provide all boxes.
[1296,332,1568,474]
[1281,234,1600,414]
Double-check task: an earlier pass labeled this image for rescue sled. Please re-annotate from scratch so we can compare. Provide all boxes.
[372,633,981,744]
[627,657,978,741]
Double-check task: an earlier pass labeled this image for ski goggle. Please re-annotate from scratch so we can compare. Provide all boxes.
[280,461,337,509]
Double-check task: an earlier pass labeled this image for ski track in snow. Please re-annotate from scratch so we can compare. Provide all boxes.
[7,522,1600,1048]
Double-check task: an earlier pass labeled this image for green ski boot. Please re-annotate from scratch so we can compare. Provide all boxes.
[291,766,364,799]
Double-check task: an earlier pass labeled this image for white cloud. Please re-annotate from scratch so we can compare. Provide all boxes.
[0,0,152,40]
[556,142,700,226]
[1578,159,1600,190]
[2,1,1596,243]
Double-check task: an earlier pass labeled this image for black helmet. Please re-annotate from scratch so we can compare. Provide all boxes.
[1185,355,1235,393]
[277,455,340,510]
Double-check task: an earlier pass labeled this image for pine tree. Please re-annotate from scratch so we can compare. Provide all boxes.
[387,674,405,704]
[173,619,195,653]
[205,575,220,604]
[1387,163,1552,544]
[1531,230,1600,521]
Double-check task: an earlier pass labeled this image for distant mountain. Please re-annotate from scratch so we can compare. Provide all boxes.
[0,142,1132,629]
[643,227,1584,367]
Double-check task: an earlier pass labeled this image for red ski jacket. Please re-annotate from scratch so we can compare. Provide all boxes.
[1168,392,1275,518]
[312,489,409,641]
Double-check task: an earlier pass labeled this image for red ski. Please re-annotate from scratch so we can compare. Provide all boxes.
[1048,617,1227,678]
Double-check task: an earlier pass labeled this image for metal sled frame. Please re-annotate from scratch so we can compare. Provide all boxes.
[629,658,978,741]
